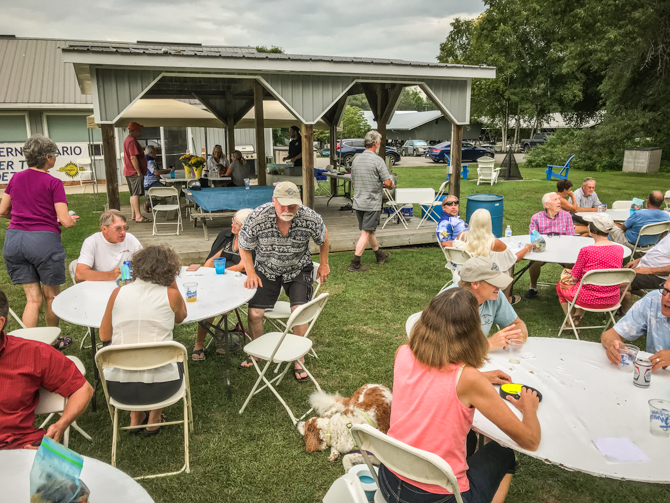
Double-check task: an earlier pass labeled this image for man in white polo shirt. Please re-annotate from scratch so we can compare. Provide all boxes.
[621,233,670,312]
[75,210,143,282]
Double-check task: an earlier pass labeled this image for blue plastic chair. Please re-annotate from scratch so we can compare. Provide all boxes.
[445,155,469,180]
[546,155,575,181]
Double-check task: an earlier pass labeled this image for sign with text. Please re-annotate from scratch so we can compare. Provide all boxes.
[0,142,89,183]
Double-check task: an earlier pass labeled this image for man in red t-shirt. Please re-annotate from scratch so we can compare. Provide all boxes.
[0,289,93,449]
[123,122,149,223]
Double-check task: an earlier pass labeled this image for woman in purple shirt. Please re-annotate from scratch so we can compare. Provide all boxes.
[0,135,78,337]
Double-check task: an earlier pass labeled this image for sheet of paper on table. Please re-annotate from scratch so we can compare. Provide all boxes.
[592,437,650,463]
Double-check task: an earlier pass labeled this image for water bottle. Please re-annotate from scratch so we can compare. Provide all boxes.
[170,165,175,179]
[505,225,512,238]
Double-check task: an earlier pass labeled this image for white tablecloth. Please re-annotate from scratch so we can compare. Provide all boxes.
[473,338,670,482]
[52,267,255,329]
[501,234,631,263]
[0,449,153,502]
[575,209,631,222]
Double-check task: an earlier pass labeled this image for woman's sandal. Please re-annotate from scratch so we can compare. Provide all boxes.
[52,337,73,351]
[143,414,167,438]
[135,216,152,223]
[129,411,150,435]
[238,357,259,369]
[191,349,206,361]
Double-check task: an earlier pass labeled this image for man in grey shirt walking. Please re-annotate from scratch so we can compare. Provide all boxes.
[349,130,395,272]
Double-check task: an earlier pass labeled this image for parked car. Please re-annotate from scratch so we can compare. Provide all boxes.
[337,139,402,166]
[426,141,494,163]
[520,133,552,153]
[401,139,429,157]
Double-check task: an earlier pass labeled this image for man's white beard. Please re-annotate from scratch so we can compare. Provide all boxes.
[279,213,296,222]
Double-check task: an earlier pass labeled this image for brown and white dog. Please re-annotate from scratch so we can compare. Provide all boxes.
[297,384,392,471]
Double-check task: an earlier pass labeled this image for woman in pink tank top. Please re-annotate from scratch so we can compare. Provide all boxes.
[379,288,541,503]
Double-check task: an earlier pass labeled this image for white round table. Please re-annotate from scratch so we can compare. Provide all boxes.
[473,338,670,483]
[52,267,256,402]
[501,234,632,264]
[0,449,153,502]
[576,209,631,222]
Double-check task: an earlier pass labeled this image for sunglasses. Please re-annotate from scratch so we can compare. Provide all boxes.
[108,225,129,232]
[546,232,562,237]
[443,201,459,206]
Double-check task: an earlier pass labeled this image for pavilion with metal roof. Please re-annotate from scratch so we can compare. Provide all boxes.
[62,41,495,209]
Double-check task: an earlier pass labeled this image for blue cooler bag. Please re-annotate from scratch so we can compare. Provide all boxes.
[30,436,90,502]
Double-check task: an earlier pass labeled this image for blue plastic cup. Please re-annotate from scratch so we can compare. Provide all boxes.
[214,257,226,274]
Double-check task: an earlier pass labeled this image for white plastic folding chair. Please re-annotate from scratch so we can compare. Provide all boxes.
[629,221,670,260]
[68,259,93,349]
[6,304,61,344]
[417,181,449,229]
[405,312,421,339]
[557,268,636,340]
[148,186,183,236]
[239,293,329,425]
[438,239,472,291]
[36,356,93,448]
[612,200,633,209]
[350,423,464,503]
[382,188,409,230]
[95,341,193,479]
[665,190,670,210]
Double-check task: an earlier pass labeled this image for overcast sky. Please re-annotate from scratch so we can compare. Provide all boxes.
[0,0,484,62]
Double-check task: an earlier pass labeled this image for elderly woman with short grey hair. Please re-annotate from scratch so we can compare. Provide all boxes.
[0,135,78,345]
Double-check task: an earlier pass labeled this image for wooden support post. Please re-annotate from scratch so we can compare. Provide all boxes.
[101,124,119,210]
[302,124,315,208]
[329,122,337,194]
[450,124,463,199]
[226,117,235,160]
[254,81,267,186]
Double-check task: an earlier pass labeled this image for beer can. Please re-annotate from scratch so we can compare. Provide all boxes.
[633,357,652,388]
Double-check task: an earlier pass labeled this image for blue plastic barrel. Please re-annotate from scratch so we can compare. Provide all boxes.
[465,194,504,237]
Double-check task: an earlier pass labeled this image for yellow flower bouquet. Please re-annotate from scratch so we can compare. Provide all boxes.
[189,156,206,179]
[179,154,194,178]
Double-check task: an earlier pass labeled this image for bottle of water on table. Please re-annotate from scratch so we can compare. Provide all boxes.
[505,225,512,238]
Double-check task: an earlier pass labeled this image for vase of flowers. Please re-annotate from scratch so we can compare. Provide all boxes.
[189,156,206,179]
[179,154,194,178]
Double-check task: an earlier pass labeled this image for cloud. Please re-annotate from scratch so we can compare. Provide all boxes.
[0,0,484,61]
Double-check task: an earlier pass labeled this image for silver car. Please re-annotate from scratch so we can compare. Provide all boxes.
[401,140,429,157]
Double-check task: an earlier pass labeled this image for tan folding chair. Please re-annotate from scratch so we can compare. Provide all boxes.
[68,259,93,350]
[95,341,193,479]
[239,293,329,425]
[557,268,636,340]
[350,424,464,503]
[438,240,472,291]
[629,221,670,260]
[405,312,421,339]
[612,200,633,209]
[665,190,670,210]
[417,180,450,230]
[148,186,183,236]
[36,356,93,448]
[382,187,410,230]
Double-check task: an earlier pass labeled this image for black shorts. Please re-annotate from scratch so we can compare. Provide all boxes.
[3,229,66,285]
[356,210,381,232]
[126,174,145,196]
[632,274,665,291]
[248,264,314,310]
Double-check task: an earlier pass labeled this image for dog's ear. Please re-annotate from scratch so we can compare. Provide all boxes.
[304,418,324,453]
[297,421,306,435]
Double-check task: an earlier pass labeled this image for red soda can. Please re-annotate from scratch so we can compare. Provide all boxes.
[633,357,652,388]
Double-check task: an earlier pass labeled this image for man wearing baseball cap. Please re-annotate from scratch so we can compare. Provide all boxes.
[457,256,528,350]
[123,122,150,223]
[238,182,330,382]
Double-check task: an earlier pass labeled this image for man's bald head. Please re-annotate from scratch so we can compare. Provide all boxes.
[648,191,664,209]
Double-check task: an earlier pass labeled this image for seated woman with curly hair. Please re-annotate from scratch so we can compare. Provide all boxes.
[99,244,187,437]
[380,288,541,503]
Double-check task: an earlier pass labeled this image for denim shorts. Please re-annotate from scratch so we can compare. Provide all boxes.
[3,229,66,285]
[378,440,516,503]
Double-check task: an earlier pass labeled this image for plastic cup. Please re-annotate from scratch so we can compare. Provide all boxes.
[184,282,198,303]
[508,339,524,364]
[213,257,226,275]
[618,343,639,372]
[244,178,250,189]
[648,399,670,437]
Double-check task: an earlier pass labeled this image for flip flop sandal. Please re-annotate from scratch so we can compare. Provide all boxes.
[191,349,206,361]
[294,365,311,383]
[510,295,521,306]
[238,357,257,369]
[52,337,73,351]
[130,411,150,435]
[135,216,153,223]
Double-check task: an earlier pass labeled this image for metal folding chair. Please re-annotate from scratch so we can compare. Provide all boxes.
[417,181,449,229]
[437,239,472,291]
[629,221,670,261]
[557,268,636,340]
[148,186,183,236]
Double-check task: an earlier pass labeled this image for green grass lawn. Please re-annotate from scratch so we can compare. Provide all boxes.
[2,166,670,502]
